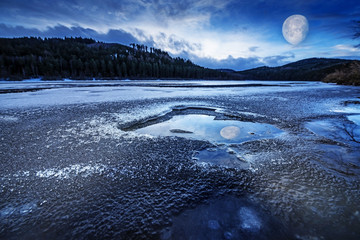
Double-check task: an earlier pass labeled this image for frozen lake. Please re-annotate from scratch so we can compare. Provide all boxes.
[0,80,359,239]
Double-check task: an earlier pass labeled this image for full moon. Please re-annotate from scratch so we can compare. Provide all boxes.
[220,126,240,139]
[282,14,309,45]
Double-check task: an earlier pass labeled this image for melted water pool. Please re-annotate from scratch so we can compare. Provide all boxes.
[306,118,360,144]
[135,114,283,144]
[348,115,360,126]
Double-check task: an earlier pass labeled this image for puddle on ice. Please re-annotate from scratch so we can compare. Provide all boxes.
[333,100,360,114]
[348,115,360,126]
[161,196,291,240]
[332,106,360,114]
[314,144,360,176]
[193,148,250,169]
[306,120,351,143]
[306,120,340,138]
[135,114,283,144]
[306,118,360,175]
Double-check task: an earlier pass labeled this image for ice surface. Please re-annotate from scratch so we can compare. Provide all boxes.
[1,80,360,239]
[0,80,336,110]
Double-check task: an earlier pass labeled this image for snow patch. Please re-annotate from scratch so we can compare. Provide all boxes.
[0,115,19,122]
[36,163,107,179]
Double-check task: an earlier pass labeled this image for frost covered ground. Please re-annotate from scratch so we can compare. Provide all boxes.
[0,80,359,239]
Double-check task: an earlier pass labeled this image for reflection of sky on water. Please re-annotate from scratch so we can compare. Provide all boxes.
[306,120,347,141]
[332,104,360,114]
[306,117,360,145]
[348,115,360,126]
[135,114,283,144]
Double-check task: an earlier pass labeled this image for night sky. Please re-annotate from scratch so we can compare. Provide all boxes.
[0,0,359,70]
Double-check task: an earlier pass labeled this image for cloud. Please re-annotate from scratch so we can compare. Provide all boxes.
[0,24,138,45]
[0,0,232,31]
[184,52,296,71]
[332,44,360,56]
[262,52,295,66]
[153,33,202,54]
[0,23,204,57]
[334,44,360,52]
[249,46,259,52]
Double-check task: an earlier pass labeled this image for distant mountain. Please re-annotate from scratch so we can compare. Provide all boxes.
[236,58,360,85]
[0,37,229,80]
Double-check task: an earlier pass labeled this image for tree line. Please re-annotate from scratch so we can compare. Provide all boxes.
[0,37,229,80]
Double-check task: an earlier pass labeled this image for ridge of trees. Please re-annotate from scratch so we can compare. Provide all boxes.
[0,37,229,80]
[235,58,360,85]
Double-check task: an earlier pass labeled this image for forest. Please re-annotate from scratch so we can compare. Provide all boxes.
[236,58,360,85]
[0,37,229,80]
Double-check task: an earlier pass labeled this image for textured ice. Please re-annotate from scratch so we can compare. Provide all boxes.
[0,202,37,217]
[0,115,19,122]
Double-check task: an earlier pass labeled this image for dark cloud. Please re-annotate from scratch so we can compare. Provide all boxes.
[0,24,138,45]
[0,0,231,28]
[0,24,40,36]
[0,24,202,56]
[104,29,139,45]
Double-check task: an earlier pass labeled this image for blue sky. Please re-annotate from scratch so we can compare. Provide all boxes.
[0,0,359,70]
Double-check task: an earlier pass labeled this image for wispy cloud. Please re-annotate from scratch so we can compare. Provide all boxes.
[332,44,360,56]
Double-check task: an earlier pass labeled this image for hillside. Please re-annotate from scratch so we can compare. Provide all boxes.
[236,58,360,85]
[0,37,228,80]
